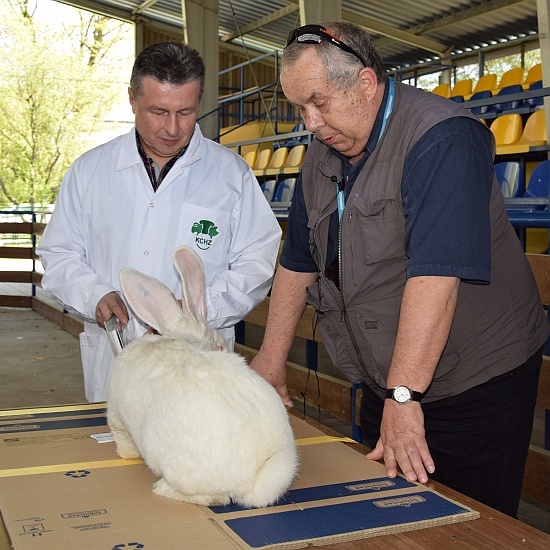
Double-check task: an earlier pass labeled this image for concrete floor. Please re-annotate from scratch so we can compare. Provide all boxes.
[0,306,85,408]
[0,304,549,535]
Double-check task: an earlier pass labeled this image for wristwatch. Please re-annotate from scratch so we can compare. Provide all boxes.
[385,386,423,404]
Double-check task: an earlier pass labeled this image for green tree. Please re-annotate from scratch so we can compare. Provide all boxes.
[0,0,133,208]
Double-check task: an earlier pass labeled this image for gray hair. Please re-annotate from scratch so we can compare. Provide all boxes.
[282,21,387,91]
[130,42,206,100]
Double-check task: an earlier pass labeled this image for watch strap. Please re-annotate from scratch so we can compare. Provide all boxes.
[385,387,423,402]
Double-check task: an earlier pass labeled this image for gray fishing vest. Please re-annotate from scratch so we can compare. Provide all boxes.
[302,81,548,402]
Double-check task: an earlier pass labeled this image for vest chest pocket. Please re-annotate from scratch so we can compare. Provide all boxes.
[349,198,406,267]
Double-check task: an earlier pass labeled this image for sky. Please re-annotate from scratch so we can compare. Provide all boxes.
[34,0,81,23]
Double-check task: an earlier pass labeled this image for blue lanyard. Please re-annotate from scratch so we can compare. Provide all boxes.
[336,77,395,221]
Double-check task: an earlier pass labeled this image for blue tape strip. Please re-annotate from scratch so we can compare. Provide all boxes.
[225,491,471,548]
[210,477,415,514]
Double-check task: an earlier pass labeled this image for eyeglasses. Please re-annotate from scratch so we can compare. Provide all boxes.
[285,25,366,67]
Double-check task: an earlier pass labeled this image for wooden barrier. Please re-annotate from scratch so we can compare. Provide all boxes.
[0,219,45,307]
[523,254,550,505]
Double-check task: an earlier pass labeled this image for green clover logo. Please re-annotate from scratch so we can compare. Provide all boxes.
[191,219,219,250]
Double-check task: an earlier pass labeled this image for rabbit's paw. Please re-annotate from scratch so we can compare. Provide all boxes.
[111,430,140,459]
[117,447,141,460]
[153,479,230,506]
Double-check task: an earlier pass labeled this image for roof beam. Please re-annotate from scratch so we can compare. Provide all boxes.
[55,0,134,22]
[374,0,530,50]
[133,0,161,16]
[342,10,450,55]
[283,0,449,55]
[220,4,298,42]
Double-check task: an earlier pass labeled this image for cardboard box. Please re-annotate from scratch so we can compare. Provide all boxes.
[0,404,478,549]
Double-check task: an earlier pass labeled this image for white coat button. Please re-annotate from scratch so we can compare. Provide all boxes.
[150,203,154,207]
[144,251,149,255]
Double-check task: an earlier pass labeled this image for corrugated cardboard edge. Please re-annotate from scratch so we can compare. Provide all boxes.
[218,503,480,549]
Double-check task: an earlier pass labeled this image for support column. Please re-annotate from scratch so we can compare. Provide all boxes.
[134,19,145,57]
[536,0,550,147]
[182,0,219,139]
[298,0,342,24]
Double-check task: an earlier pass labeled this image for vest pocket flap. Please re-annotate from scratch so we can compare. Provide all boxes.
[354,197,395,218]
[356,296,401,335]
[354,296,402,385]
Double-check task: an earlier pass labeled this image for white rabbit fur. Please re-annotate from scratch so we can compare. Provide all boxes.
[107,246,298,508]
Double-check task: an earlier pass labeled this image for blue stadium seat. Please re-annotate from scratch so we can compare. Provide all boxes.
[494,161,525,198]
[273,123,308,149]
[270,178,297,216]
[505,160,550,214]
[524,160,550,208]
[494,84,524,113]
[260,180,277,202]
[526,80,543,108]
[495,161,525,198]
[272,178,296,203]
[467,90,494,115]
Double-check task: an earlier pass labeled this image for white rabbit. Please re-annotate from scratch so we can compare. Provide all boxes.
[106,246,298,508]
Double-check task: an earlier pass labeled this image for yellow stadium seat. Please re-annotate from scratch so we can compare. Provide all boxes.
[431,83,450,98]
[490,113,523,155]
[242,149,257,168]
[496,110,547,155]
[263,147,289,176]
[523,63,542,90]
[470,74,498,96]
[281,145,306,175]
[493,67,525,94]
[450,79,472,98]
[252,148,272,176]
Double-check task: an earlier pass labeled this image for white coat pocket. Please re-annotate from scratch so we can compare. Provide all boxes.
[178,203,231,276]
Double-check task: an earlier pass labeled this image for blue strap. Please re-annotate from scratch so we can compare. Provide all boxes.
[336,77,395,221]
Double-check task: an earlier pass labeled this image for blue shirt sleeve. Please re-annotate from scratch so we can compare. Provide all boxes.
[279,173,319,272]
[402,116,494,282]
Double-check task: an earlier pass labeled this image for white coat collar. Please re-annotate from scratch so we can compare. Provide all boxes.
[115,124,204,172]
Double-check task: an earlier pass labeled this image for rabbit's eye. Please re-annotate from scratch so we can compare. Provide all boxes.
[217,346,224,351]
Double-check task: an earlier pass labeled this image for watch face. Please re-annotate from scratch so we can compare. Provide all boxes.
[393,386,412,403]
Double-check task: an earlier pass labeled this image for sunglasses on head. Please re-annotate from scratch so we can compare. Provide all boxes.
[285,25,366,67]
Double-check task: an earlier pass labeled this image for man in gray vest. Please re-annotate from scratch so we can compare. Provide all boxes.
[251,21,548,518]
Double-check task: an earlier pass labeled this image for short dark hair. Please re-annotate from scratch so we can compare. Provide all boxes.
[130,42,206,100]
[282,21,387,90]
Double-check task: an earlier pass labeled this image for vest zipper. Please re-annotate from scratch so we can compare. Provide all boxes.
[312,182,347,315]
[312,176,371,380]
[311,191,339,281]
[337,182,370,378]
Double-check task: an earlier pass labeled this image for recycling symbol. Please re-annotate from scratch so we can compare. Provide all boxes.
[65,470,91,478]
[112,543,145,549]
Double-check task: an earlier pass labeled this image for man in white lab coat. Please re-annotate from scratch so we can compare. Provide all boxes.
[37,42,281,402]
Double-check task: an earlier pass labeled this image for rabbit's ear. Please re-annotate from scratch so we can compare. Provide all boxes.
[119,268,182,334]
[173,246,207,324]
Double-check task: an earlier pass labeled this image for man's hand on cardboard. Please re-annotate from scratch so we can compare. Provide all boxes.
[366,399,435,484]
